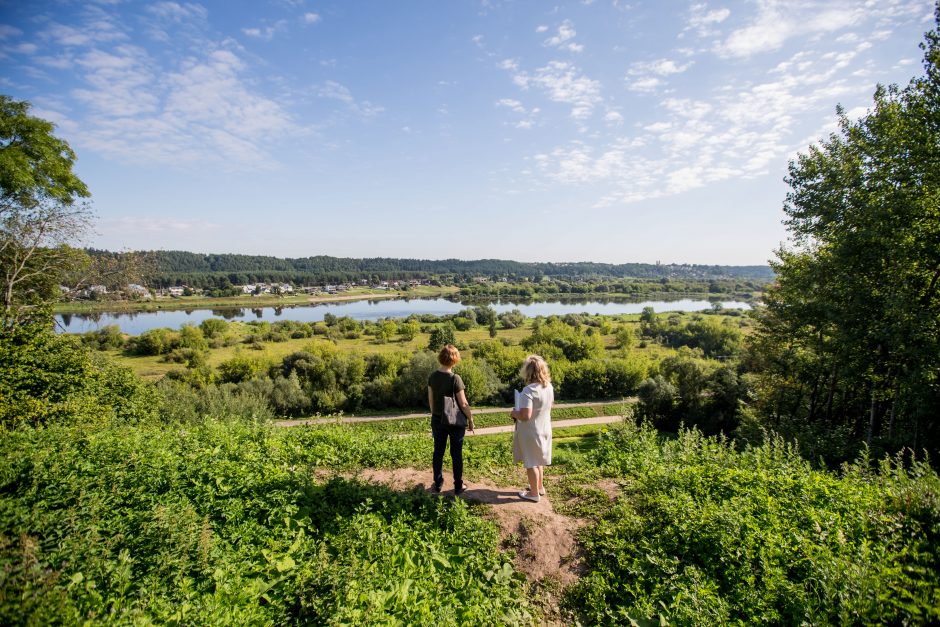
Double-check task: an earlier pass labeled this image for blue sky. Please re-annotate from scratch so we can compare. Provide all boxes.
[0,0,934,264]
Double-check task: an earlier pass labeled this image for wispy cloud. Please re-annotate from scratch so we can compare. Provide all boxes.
[504,59,602,120]
[101,216,220,232]
[543,19,583,53]
[532,40,877,205]
[242,19,288,41]
[496,98,540,128]
[627,76,663,93]
[143,2,209,43]
[683,3,731,38]
[147,2,208,22]
[318,80,384,117]
[626,57,693,93]
[715,1,863,58]
[629,58,693,76]
[0,25,23,39]
[302,12,321,25]
[30,5,297,169]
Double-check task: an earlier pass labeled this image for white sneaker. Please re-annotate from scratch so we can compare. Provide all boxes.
[519,490,540,503]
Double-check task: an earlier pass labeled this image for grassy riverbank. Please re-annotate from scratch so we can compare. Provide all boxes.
[53,285,459,314]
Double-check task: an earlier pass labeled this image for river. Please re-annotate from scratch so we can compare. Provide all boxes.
[56,297,752,335]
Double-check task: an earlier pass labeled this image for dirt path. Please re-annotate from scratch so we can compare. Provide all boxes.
[274,399,635,428]
[353,467,586,610]
[470,415,625,436]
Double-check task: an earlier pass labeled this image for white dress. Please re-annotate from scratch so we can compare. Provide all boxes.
[512,383,554,468]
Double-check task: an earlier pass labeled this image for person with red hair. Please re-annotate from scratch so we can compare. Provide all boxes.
[427,344,475,494]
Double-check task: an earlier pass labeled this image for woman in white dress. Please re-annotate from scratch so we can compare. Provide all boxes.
[510,355,554,503]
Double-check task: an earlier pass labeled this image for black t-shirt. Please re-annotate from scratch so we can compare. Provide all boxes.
[428,370,465,418]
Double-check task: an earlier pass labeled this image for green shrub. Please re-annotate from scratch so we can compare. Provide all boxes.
[0,326,157,428]
[567,422,940,625]
[428,324,456,351]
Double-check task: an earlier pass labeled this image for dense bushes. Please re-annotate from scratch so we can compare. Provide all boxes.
[523,319,604,362]
[0,324,157,428]
[554,357,649,400]
[640,313,743,358]
[635,350,748,435]
[568,421,940,625]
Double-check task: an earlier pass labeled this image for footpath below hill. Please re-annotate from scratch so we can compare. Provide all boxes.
[274,399,635,428]
[469,414,626,435]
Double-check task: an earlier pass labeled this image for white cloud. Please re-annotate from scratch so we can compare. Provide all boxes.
[507,60,602,120]
[102,216,219,232]
[146,2,208,22]
[303,12,321,24]
[72,45,159,117]
[716,1,864,58]
[42,5,298,171]
[242,20,288,41]
[684,3,731,37]
[535,25,549,33]
[318,80,384,117]
[8,42,38,54]
[35,54,75,69]
[626,57,693,93]
[496,98,525,113]
[529,33,884,207]
[627,76,662,93]
[630,58,693,76]
[497,98,539,128]
[144,2,209,43]
[0,25,23,39]
[543,19,583,53]
[44,22,123,47]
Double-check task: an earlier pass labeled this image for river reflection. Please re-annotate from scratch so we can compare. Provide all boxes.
[57,296,752,336]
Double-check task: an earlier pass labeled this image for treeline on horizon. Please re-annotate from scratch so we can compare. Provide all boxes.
[88,249,775,288]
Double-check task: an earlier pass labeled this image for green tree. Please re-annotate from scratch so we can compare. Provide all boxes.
[428,323,456,351]
[615,325,634,350]
[498,309,526,329]
[1,96,92,329]
[398,319,420,342]
[749,11,940,459]
[637,375,677,427]
[376,320,397,343]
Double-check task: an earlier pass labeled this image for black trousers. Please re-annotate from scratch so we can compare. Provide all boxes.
[431,417,466,490]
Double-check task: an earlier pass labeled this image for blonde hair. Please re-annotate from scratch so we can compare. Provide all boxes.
[520,355,551,386]
[438,344,461,367]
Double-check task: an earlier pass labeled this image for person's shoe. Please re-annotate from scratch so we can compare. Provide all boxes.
[454,482,468,496]
[519,490,540,503]
[430,483,442,493]
[527,485,547,496]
